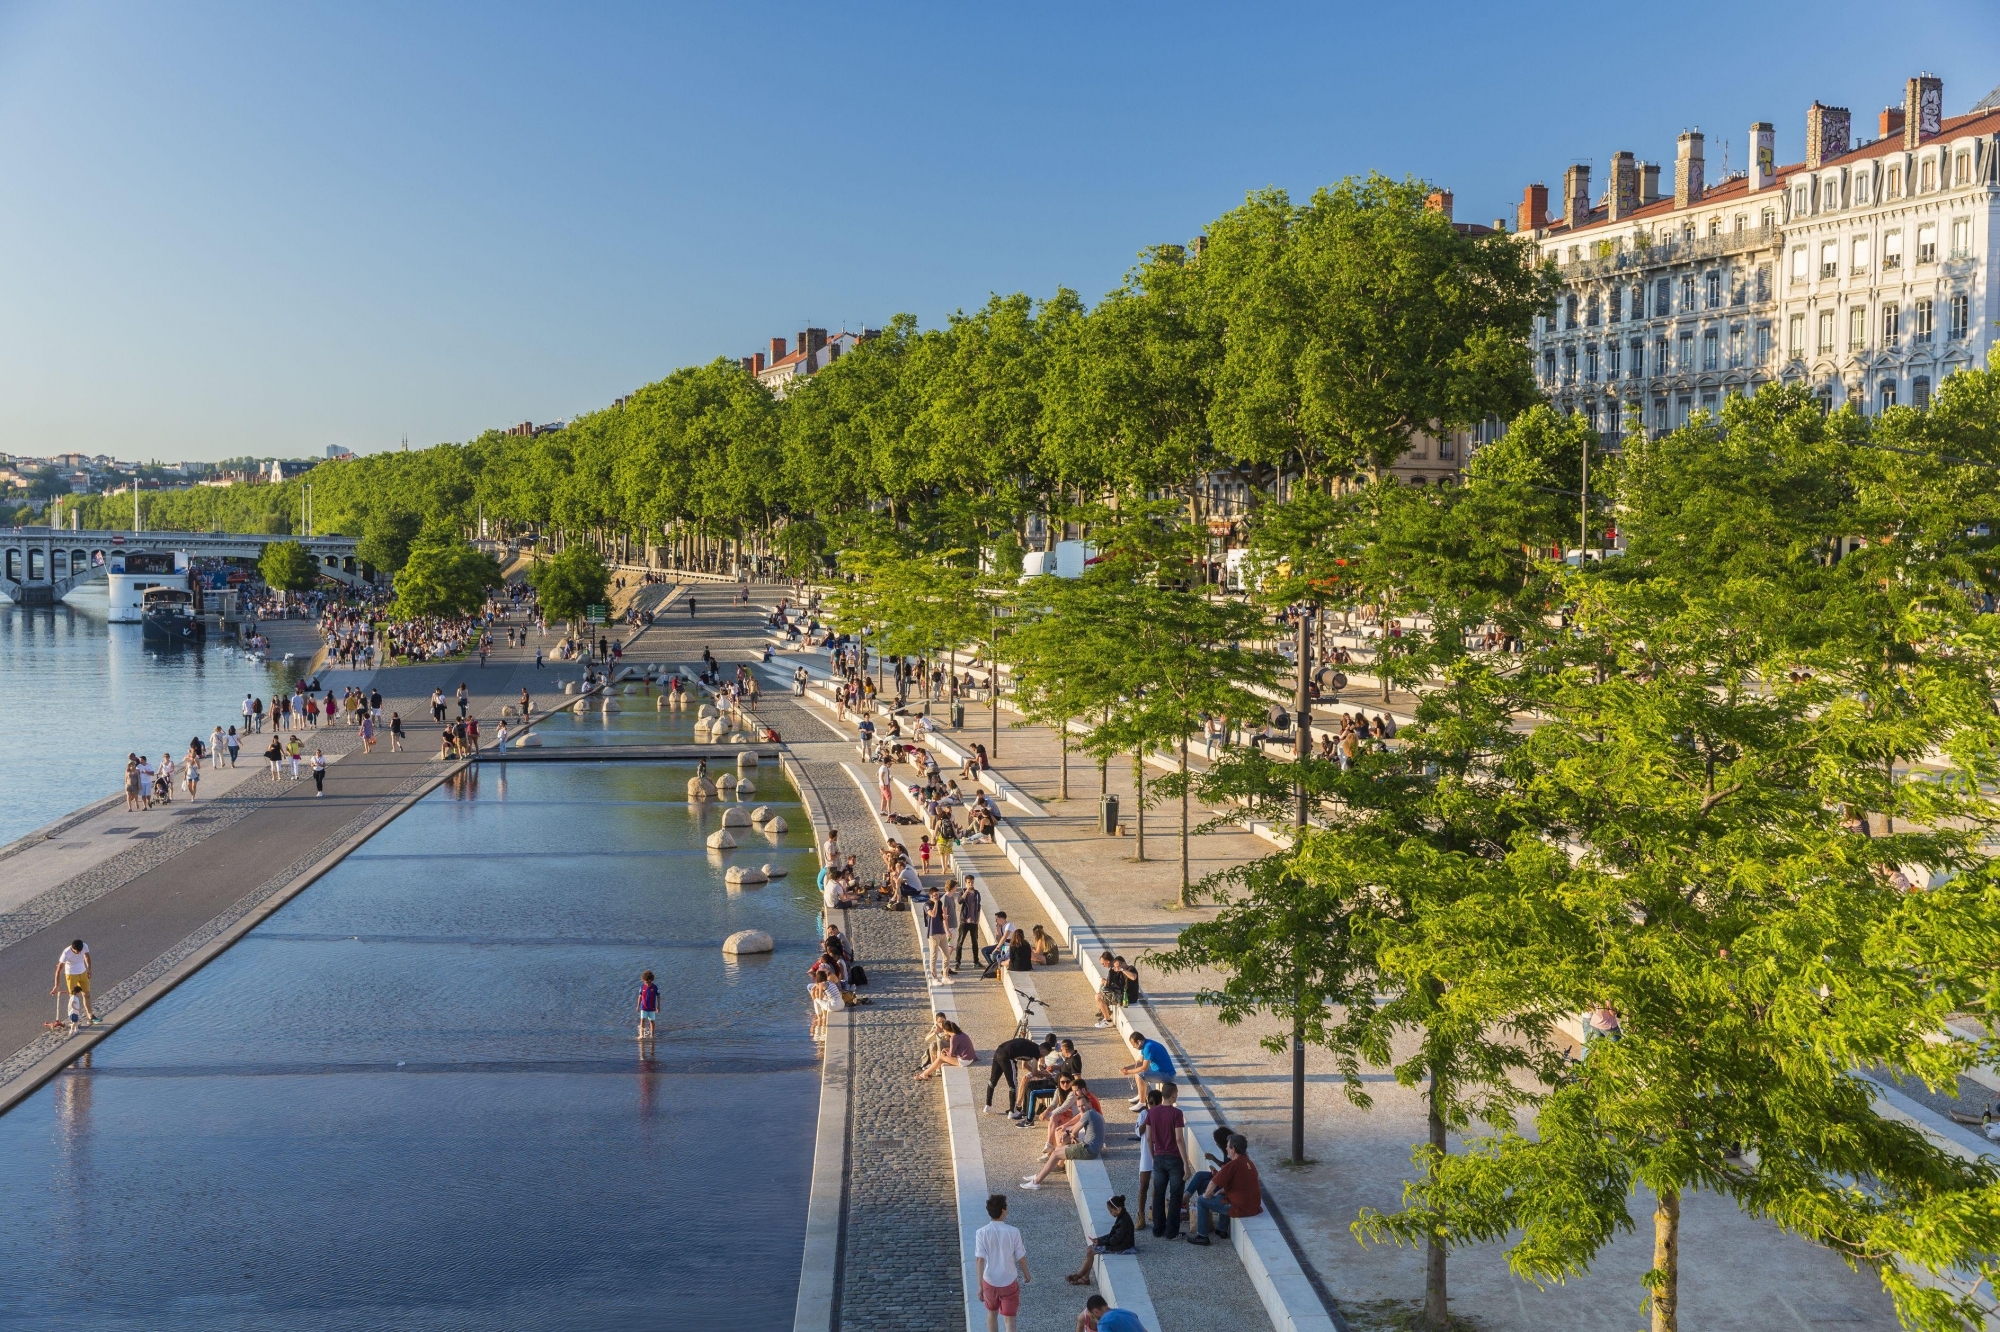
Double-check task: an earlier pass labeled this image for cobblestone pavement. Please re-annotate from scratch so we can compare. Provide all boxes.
[700,655,966,1328]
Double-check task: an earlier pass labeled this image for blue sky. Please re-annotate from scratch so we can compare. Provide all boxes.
[2,1,1996,462]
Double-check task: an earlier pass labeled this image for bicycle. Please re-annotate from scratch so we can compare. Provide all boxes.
[1012,991,1046,1041]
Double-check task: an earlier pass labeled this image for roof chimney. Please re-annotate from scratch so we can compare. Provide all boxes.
[739,357,754,374]
[1905,74,1943,148]
[1424,189,1454,221]
[1880,106,1906,140]
[1674,132,1705,208]
[1518,183,1548,231]
[796,331,808,356]
[1749,122,1776,192]
[1607,151,1639,220]
[754,351,766,374]
[1640,162,1661,203]
[1562,163,1591,224]
[1806,103,1850,169]
[770,337,787,363]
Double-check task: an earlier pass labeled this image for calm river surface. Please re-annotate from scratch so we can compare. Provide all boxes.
[0,758,822,1330]
[0,591,298,845]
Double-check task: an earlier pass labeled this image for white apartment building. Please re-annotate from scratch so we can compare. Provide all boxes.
[1525,73,1999,441]
[742,328,877,398]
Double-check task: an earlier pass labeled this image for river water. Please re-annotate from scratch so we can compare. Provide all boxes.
[0,590,299,845]
[0,756,823,1330]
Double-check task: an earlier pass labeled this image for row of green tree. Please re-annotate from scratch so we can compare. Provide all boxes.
[69,176,1553,573]
[832,375,2000,1332]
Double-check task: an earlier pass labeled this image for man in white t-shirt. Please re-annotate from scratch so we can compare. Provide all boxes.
[973,1193,1030,1331]
[50,939,95,1025]
[877,761,894,816]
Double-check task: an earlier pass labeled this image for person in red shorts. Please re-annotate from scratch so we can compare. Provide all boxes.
[974,1193,1030,1331]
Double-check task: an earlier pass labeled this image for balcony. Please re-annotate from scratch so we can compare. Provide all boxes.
[1564,224,1780,280]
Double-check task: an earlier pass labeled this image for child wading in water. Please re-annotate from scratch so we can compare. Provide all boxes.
[636,970,660,1040]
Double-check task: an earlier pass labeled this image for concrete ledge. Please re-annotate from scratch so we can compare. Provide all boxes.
[1066,1155,1161,1330]
[793,997,851,1332]
[920,731,1048,817]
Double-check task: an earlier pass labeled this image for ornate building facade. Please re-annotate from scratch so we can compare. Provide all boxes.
[1524,74,1999,442]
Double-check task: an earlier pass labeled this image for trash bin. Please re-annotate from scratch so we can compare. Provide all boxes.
[1099,793,1119,836]
[950,701,965,729]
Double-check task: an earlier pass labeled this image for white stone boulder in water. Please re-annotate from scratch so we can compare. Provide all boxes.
[737,750,759,769]
[722,928,773,955]
[562,681,577,695]
[601,699,621,713]
[764,815,789,834]
[500,704,517,717]
[717,772,738,792]
[705,828,738,849]
[724,865,768,886]
[761,862,789,879]
[513,733,542,748]
[698,704,718,721]
[749,805,772,825]
[687,776,716,800]
[657,695,669,710]
[720,806,751,827]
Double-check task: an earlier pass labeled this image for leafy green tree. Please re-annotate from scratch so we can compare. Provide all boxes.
[357,509,424,575]
[527,542,610,627]
[390,537,498,619]
[258,540,319,594]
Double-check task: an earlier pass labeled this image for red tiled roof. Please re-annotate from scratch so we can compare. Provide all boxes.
[1546,107,2000,238]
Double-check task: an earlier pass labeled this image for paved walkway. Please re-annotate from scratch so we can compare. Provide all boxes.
[762,616,1908,1331]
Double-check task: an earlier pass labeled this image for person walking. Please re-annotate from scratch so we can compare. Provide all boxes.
[636,970,660,1040]
[389,712,405,752]
[123,755,142,812]
[310,748,326,795]
[183,747,201,800]
[226,726,240,767]
[51,939,95,1025]
[287,734,304,781]
[242,693,255,733]
[951,876,982,974]
[264,736,284,779]
[925,889,952,983]
[974,1194,1030,1332]
[360,712,376,752]
[877,758,894,816]
[456,683,469,720]
[687,595,696,619]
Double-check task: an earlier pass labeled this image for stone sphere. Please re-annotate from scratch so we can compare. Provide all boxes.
[722,929,773,955]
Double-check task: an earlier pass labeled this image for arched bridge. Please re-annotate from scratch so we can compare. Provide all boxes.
[0,529,365,605]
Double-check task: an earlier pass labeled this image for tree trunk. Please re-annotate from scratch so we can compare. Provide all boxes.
[1290,1004,1307,1165]
[1178,736,1190,907]
[1424,1070,1450,1328]
[1133,752,1146,861]
[1059,719,1069,801]
[1295,606,1313,829]
[1650,1188,1680,1332]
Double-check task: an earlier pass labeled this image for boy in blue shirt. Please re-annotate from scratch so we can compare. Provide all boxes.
[1121,1030,1176,1109]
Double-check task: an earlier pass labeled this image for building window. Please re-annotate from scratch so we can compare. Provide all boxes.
[1794,185,1808,213]
[1883,229,1903,269]
[1608,289,1622,323]
[1701,391,1718,415]
[1586,345,1600,381]
[1543,350,1557,383]
[1848,306,1866,350]
[1914,376,1931,409]
[1607,341,1621,377]
[1820,241,1838,278]
[1789,313,1805,357]
[1951,293,1969,339]
[1676,396,1693,427]
[1888,165,1902,197]
[1919,223,1936,263]
[1818,310,1836,353]
[1655,278,1671,317]
[1951,217,1970,258]
[1817,386,1834,414]
[1632,284,1646,320]
[1755,324,1773,365]
[1955,152,1972,185]
[1921,159,1936,192]
[1564,347,1578,383]
[1855,174,1872,205]
[1652,397,1669,433]
[1703,328,1720,370]
[1755,265,1771,301]
[1679,331,1695,368]
[1915,297,1934,342]
[1852,235,1871,272]
[1705,271,1721,308]
[1883,302,1900,346]
[1586,295,1601,327]
[1879,381,1898,412]
[1630,337,1645,377]
[1679,275,1696,311]
[1727,325,1745,368]
[1789,246,1807,283]
[1565,294,1579,328]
